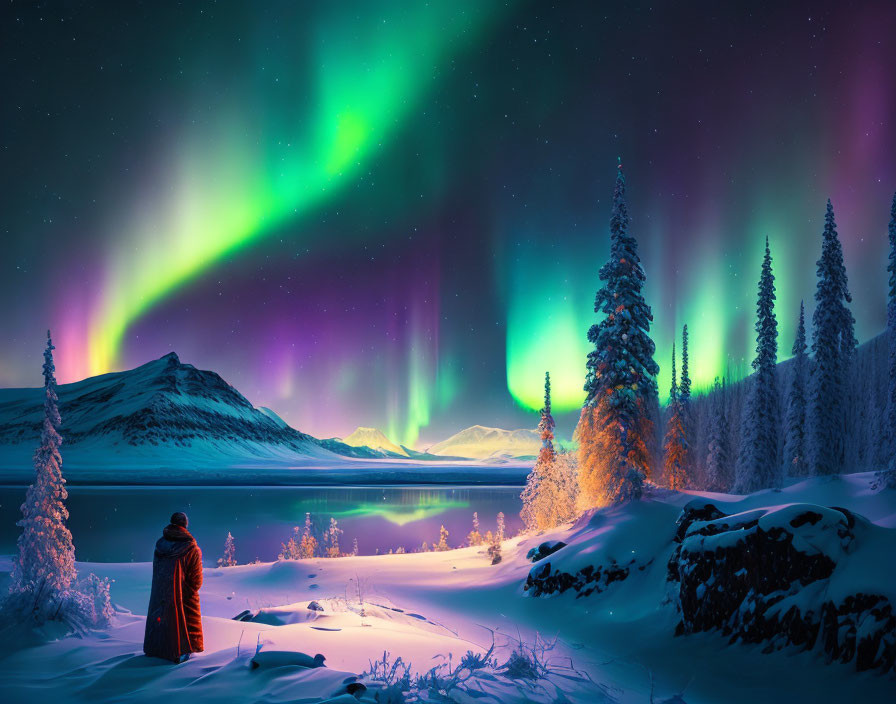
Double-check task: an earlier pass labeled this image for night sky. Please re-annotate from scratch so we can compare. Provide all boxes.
[2,1,895,447]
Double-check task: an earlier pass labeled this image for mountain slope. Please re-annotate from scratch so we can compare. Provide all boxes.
[342,427,409,457]
[0,352,360,467]
[427,425,541,459]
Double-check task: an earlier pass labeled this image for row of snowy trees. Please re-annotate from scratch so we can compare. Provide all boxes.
[265,511,509,562]
[659,195,896,493]
[277,513,351,560]
[523,165,896,528]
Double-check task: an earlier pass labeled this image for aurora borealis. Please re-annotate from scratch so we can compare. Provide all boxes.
[2,1,895,446]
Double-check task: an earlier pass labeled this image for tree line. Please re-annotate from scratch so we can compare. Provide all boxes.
[523,166,896,531]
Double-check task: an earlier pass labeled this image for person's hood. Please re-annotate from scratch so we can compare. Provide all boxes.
[155,523,196,559]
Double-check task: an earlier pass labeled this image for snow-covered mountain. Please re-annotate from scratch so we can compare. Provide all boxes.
[0,352,368,468]
[427,425,541,459]
[258,406,289,429]
[342,427,409,457]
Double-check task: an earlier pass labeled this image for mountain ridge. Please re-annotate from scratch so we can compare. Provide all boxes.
[427,424,542,459]
[0,352,372,465]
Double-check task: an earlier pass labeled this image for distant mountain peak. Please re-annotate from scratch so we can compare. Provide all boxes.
[343,426,408,457]
[427,425,540,459]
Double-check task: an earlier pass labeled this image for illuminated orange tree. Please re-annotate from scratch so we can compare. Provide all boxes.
[576,163,659,507]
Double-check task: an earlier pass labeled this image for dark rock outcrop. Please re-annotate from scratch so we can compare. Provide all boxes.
[670,500,895,673]
[525,497,896,675]
[524,556,643,598]
[526,541,567,563]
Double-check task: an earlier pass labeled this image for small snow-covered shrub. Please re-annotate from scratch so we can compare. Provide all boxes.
[487,541,502,565]
[76,573,114,628]
[502,646,540,680]
[362,635,603,702]
[459,648,495,671]
[0,581,91,636]
[364,650,411,703]
[1,572,114,637]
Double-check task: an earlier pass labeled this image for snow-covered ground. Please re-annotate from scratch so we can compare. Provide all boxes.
[1,473,894,703]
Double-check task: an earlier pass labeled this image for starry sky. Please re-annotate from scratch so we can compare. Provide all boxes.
[2,1,895,448]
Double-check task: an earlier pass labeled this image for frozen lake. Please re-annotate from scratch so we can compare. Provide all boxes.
[0,484,524,563]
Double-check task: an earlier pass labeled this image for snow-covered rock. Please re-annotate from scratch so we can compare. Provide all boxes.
[672,500,896,673]
[524,487,896,674]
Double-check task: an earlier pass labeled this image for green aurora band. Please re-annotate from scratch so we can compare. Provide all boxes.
[86,2,506,382]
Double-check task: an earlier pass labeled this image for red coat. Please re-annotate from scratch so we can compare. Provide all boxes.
[143,524,204,662]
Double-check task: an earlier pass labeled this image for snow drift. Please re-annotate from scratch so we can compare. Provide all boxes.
[525,477,896,676]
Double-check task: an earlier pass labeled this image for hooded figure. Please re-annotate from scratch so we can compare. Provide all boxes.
[143,512,204,662]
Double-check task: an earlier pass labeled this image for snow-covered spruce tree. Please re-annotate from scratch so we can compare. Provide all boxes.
[576,163,660,507]
[884,193,896,487]
[679,324,694,479]
[495,512,505,542]
[436,525,450,552]
[467,512,482,546]
[808,200,857,476]
[325,517,342,558]
[783,302,809,477]
[218,532,237,567]
[4,331,113,630]
[11,330,76,593]
[680,325,691,406]
[735,238,781,492]
[663,342,689,490]
[705,378,733,491]
[521,372,560,530]
[352,537,359,556]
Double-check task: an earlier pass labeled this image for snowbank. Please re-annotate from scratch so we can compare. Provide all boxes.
[1,473,894,703]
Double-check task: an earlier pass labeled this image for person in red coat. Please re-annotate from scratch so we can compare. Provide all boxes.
[143,512,204,662]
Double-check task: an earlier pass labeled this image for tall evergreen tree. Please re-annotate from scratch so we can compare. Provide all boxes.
[705,379,733,491]
[783,302,809,476]
[521,372,568,530]
[663,342,689,490]
[577,163,659,506]
[884,193,896,486]
[735,238,780,492]
[808,200,856,476]
[680,324,691,406]
[12,331,77,592]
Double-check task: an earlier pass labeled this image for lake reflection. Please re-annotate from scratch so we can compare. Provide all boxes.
[0,485,523,563]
